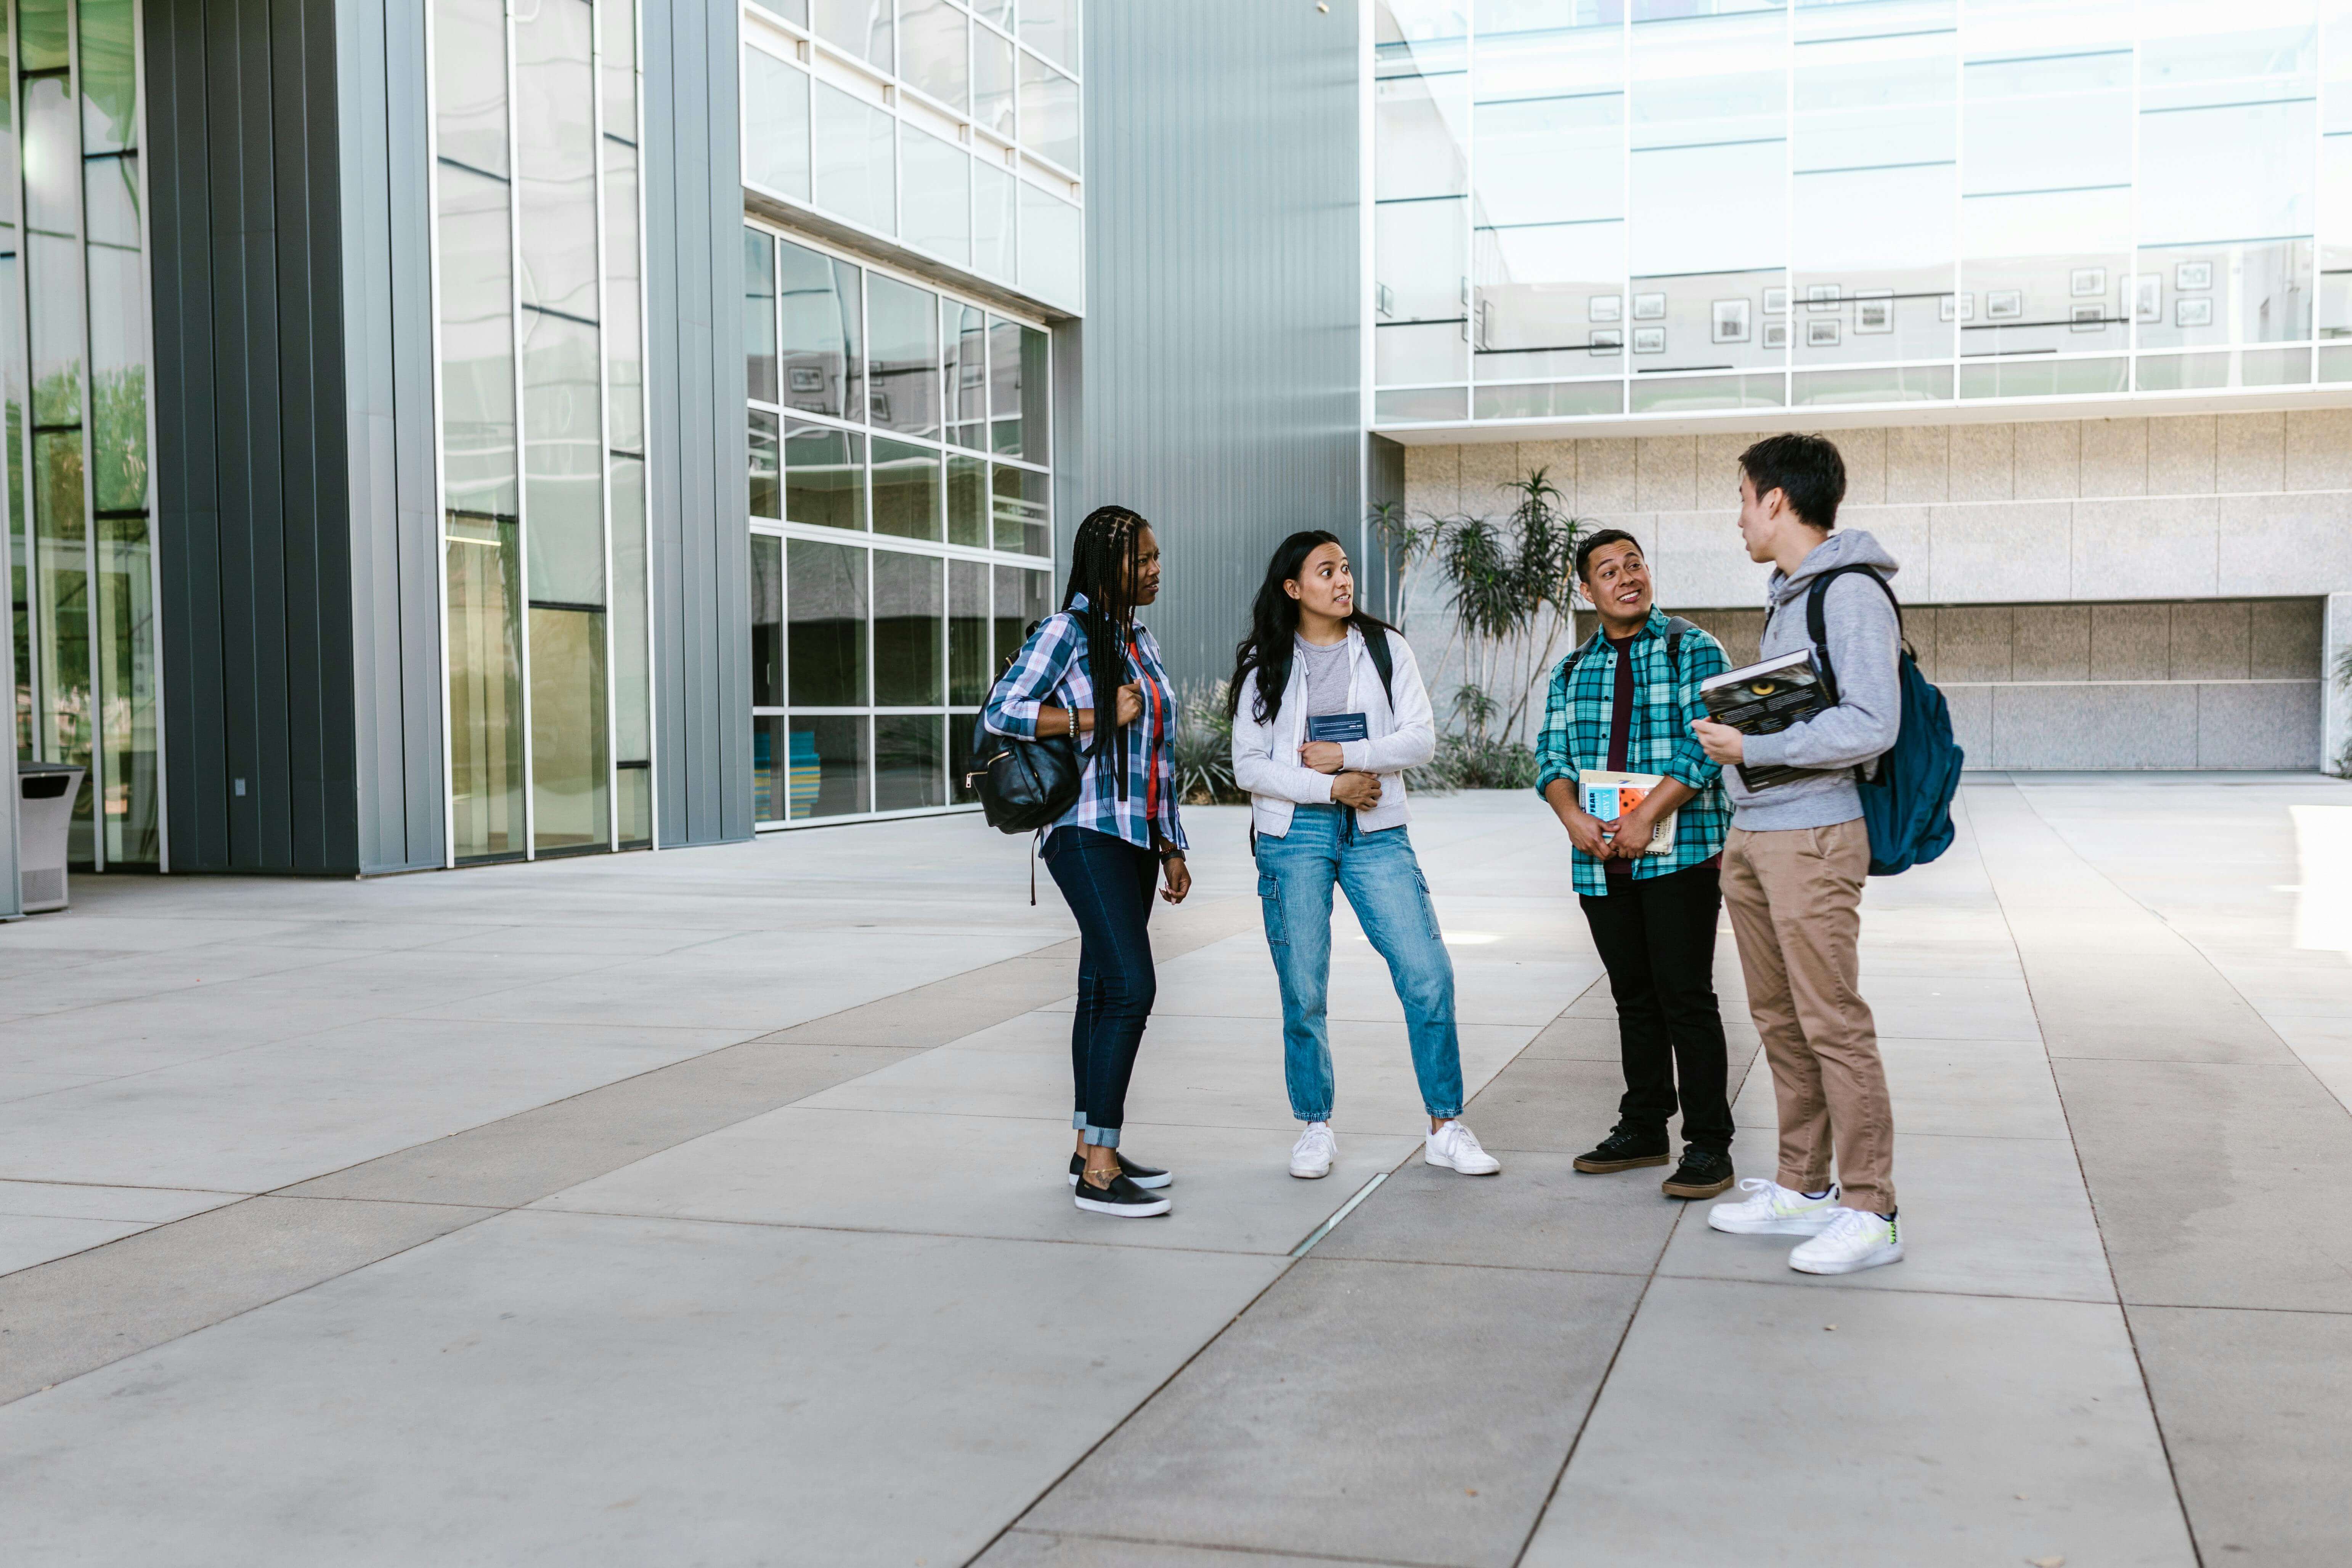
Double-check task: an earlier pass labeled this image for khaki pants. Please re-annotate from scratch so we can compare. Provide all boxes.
[1721,820,1895,1215]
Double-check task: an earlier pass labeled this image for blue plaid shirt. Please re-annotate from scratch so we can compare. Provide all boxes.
[1534,607,1731,896]
[983,595,1187,855]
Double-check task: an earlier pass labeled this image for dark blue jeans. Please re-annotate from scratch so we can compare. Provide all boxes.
[1044,826,1160,1149]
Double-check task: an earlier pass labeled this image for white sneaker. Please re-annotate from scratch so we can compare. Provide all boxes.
[1289,1122,1336,1179]
[1707,1178,1842,1236]
[1424,1120,1501,1176]
[1789,1207,1904,1274]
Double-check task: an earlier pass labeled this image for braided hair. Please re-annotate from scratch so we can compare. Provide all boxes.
[1063,504,1153,766]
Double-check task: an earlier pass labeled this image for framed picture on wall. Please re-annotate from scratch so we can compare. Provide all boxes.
[2176,260,2214,291]
[2134,274,2161,323]
[1589,294,1623,323]
[1807,284,1841,311]
[2176,297,2214,327]
[1590,327,1624,354]
[1631,292,1666,321]
[1855,291,1893,333]
[1631,326,1666,353]
[1986,290,2024,320]
[1763,286,1789,314]
[1805,318,1841,348]
[2071,266,2107,297]
[2071,303,2106,332]
[1763,320,1789,349]
[1939,292,1975,321]
[1712,298,1751,343]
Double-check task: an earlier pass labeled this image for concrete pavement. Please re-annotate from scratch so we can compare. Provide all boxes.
[0,780,2346,1564]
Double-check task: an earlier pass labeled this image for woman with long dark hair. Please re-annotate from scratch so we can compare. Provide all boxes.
[1229,530,1500,1181]
[983,506,1190,1217]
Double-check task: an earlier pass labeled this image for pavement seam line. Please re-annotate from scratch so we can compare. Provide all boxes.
[1003,1526,1459,1568]
[1288,1172,1388,1257]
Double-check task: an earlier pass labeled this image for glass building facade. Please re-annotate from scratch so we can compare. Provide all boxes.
[431,0,654,862]
[4,0,158,871]
[740,0,1078,827]
[1373,0,2350,426]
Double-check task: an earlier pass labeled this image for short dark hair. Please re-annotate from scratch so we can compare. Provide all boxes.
[1739,433,1846,530]
[1573,527,1642,584]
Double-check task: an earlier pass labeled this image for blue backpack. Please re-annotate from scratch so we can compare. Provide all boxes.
[1800,565,1964,876]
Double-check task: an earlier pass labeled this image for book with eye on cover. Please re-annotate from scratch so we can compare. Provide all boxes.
[1700,647,1833,792]
[1578,770,1677,854]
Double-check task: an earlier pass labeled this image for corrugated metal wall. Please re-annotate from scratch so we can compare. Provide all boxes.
[644,0,751,850]
[1081,0,1363,690]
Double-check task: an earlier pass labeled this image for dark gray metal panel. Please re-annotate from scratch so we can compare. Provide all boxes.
[1083,0,1363,691]
[334,0,443,873]
[644,0,750,849]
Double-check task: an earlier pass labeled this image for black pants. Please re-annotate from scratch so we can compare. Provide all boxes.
[1044,826,1160,1148]
[1578,862,1734,1154]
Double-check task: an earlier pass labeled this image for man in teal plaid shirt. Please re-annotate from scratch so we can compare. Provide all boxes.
[1535,529,1738,1201]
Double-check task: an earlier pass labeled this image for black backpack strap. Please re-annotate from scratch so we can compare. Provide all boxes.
[1800,566,1898,702]
[1362,623,1395,708]
[1660,615,1697,677]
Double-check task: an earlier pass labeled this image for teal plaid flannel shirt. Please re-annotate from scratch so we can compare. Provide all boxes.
[1533,606,1732,897]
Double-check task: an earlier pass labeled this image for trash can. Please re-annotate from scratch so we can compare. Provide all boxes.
[17,762,84,914]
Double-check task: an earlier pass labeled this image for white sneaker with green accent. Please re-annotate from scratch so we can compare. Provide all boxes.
[1707,1178,1841,1236]
[1788,1207,1904,1274]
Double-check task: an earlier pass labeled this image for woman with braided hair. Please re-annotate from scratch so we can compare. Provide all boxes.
[983,505,1191,1218]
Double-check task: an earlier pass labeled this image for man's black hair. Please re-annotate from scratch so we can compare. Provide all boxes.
[1738,432,1846,530]
[1573,527,1642,584]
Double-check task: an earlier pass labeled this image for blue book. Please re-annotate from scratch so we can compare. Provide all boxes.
[1305,712,1368,743]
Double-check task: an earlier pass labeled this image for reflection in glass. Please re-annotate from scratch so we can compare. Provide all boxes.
[813,80,896,236]
[947,301,987,446]
[1475,380,1622,420]
[974,25,1016,140]
[949,710,983,804]
[754,713,787,822]
[902,127,971,268]
[899,0,969,111]
[1018,53,1080,173]
[1373,386,1467,422]
[778,238,860,418]
[1017,182,1082,310]
[993,563,1050,671]
[84,156,146,513]
[78,0,136,153]
[530,603,610,853]
[1474,222,1623,382]
[436,0,509,174]
[610,454,652,847]
[1790,365,1952,407]
[520,308,605,606]
[812,0,892,72]
[785,420,865,529]
[788,537,868,705]
[1957,356,2127,399]
[25,75,81,427]
[749,409,781,518]
[1626,268,1787,374]
[973,159,1016,283]
[876,714,945,810]
[867,273,940,435]
[97,515,156,864]
[749,0,808,25]
[873,549,943,705]
[789,714,868,817]
[949,557,988,703]
[946,452,987,545]
[990,317,1048,459]
[2135,241,2313,352]
[604,138,644,455]
[751,533,784,708]
[1019,0,1080,71]
[992,463,1048,556]
[4,254,26,759]
[872,437,941,540]
[744,45,812,200]
[447,514,525,861]
[437,163,518,517]
[745,228,778,403]
[515,0,599,322]
[1627,372,1784,415]
[18,0,65,72]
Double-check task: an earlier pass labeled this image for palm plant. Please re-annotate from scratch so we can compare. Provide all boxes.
[1433,465,1584,748]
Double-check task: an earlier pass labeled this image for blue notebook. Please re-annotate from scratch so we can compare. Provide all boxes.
[1305,712,1369,743]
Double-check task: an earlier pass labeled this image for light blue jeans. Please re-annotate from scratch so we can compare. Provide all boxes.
[1254,805,1464,1123]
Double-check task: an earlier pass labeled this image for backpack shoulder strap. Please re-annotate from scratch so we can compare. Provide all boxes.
[1802,566,1899,700]
[1363,623,1396,707]
[1563,628,1607,678]
[1660,615,1698,677]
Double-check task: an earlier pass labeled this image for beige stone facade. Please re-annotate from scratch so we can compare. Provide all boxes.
[1395,410,2352,770]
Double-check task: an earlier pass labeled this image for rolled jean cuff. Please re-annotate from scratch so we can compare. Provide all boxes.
[1072,1112,1089,1131]
[1425,1105,1461,1120]
[1292,1110,1333,1125]
[1082,1124,1121,1148]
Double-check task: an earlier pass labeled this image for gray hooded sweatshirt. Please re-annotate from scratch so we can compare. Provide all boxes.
[1724,529,1902,832]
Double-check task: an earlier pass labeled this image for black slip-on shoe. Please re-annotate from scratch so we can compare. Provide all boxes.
[1572,1125,1671,1174]
[1072,1171,1172,1218]
[1068,1152,1172,1190]
[1660,1147,1735,1199]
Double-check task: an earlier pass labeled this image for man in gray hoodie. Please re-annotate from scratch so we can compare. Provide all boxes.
[1690,433,1906,1276]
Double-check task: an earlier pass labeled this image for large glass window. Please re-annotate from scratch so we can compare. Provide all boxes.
[746,223,1053,824]
[433,0,650,860]
[1374,0,2340,424]
[8,0,161,867]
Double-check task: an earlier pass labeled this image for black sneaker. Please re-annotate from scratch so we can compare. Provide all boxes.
[1072,1170,1172,1218]
[1573,1124,1671,1173]
[1660,1147,1734,1200]
[1068,1152,1172,1190]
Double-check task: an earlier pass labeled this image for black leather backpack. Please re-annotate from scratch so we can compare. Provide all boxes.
[967,713,1082,835]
